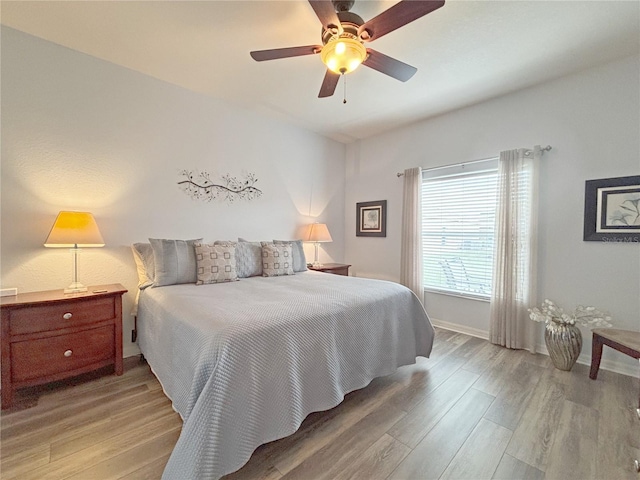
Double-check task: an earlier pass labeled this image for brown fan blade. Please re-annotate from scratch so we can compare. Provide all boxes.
[250,45,322,62]
[308,0,343,35]
[363,49,417,82]
[318,70,340,98]
[358,0,445,42]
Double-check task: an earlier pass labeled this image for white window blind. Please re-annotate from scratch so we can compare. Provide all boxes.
[422,160,499,299]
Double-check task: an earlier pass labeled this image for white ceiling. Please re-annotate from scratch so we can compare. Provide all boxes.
[2,1,639,143]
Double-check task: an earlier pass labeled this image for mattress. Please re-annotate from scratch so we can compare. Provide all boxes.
[137,270,434,479]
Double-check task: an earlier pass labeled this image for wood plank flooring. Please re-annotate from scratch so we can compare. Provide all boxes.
[2,327,638,479]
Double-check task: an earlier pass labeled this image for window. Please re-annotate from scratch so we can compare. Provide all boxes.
[422,159,499,299]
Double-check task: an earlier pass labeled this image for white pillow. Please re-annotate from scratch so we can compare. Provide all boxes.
[149,238,202,287]
[131,243,155,289]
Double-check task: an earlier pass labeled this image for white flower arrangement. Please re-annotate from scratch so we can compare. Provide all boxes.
[528,299,613,328]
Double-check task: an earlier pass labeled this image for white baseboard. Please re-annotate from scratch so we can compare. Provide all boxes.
[124,344,141,358]
[431,318,489,340]
[432,318,638,379]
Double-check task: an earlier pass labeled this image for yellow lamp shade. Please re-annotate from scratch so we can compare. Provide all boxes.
[44,211,105,248]
[306,223,333,243]
[320,37,367,75]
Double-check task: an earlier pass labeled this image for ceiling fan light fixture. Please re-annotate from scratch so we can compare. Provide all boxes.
[320,37,366,75]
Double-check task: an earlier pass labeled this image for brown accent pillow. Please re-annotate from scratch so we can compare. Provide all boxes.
[195,242,238,285]
[261,242,294,277]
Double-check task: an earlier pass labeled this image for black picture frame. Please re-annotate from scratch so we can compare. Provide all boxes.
[583,175,640,243]
[356,200,387,237]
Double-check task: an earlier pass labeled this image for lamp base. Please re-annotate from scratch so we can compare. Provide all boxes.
[65,282,87,294]
[312,242,323,268]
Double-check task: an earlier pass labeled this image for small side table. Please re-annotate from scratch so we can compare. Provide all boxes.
[0,284,127,409]
[589,328,640,380]
[308,263,351,276]
[589,328,640,410]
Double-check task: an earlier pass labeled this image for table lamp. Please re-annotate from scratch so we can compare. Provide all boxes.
[306,222,332,267]
[44,211,105,293]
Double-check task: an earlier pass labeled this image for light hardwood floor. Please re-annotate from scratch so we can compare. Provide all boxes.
[2,327,638,479]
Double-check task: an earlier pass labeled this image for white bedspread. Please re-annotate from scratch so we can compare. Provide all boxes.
[137,271,434,479]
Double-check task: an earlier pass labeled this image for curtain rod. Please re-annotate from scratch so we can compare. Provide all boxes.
[524,145,552,156]
[396,145,552,177]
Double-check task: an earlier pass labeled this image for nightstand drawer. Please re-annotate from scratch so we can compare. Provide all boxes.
[9,297,116,335]
[308,263,351,276]
[11,325,115,382]
[325,267,349,276]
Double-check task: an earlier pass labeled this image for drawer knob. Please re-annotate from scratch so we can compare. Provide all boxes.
[64,350,73,357]
[63,312,73,320]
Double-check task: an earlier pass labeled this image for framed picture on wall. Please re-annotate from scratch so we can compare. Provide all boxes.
[584,175,640,242]
[356,200,387,237]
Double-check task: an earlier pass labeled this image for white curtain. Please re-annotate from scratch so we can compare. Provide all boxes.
[489,147,540,351]
[400,167,424,303]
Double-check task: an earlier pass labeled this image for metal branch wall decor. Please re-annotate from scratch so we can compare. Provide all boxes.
[178,170,262,203]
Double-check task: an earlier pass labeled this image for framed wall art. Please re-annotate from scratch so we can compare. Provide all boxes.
[583,175,640,243]
[356,200,387,237]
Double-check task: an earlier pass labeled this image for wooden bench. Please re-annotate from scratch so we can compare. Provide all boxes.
[589,328,640,380]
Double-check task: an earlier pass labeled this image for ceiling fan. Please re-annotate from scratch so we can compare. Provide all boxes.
[250,0,445,99]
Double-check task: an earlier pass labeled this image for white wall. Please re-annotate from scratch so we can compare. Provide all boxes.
[346,55,640,375]
[1,27,346,357]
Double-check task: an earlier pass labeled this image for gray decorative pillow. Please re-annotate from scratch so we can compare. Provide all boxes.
[131,243,155,289]
[236,238,263,278]
[195,243,238,285]
[274,239,307,272]
[149,238,202,287]
[261,242,294,277]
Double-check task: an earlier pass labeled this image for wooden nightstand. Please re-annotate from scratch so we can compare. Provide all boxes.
[308,263,351,276]
[0,283,127,409]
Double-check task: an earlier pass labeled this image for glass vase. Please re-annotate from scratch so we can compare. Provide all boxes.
[544,320,582,371]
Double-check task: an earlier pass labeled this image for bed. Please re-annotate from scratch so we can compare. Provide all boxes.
[137,269,434,479]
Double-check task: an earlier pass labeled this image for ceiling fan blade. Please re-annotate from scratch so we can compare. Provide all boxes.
[308,0,343,35]
[250,45,322,62]
[318,70,340,98]
[358,0,445,42]
[363,49,417,82]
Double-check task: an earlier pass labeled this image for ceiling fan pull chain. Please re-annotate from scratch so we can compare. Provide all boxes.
[343,74,347,104]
